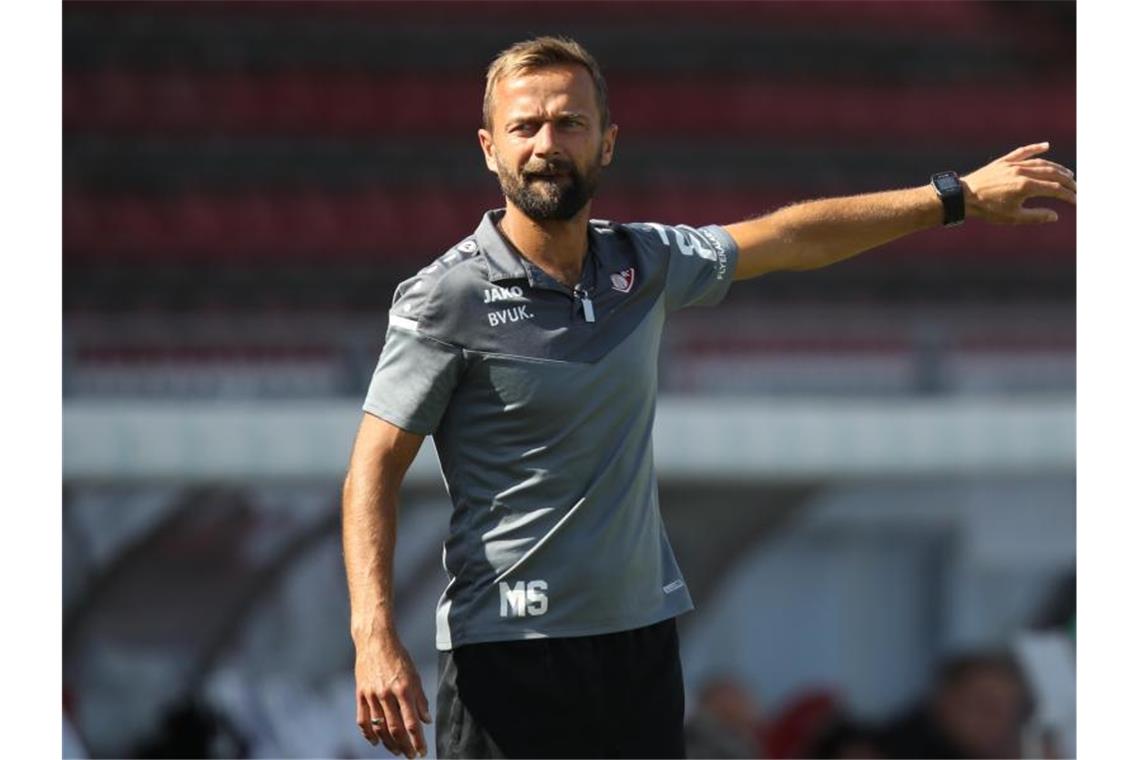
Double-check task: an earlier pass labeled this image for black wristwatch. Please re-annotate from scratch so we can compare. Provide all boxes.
[930,171,966,227]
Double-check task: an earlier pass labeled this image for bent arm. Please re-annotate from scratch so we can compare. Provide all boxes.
[726,142,1076,281]
[342,412,425,643]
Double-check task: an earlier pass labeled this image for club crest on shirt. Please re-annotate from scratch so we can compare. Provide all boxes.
[610,268,636,293]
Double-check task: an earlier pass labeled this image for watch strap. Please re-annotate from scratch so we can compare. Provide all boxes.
[930,171,966,227]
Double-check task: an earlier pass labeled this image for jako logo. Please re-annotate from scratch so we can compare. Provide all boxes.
[499,580,548,617]
[484,285,524,303]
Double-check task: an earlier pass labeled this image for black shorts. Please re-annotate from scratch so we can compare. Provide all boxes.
[435,616,686,759]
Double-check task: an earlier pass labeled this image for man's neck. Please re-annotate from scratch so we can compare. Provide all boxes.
[498,202,591,288]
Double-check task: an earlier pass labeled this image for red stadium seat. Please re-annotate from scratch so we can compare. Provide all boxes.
[62,187,1074,266]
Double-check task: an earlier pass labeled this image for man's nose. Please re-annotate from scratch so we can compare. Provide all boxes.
[532,122,561,157]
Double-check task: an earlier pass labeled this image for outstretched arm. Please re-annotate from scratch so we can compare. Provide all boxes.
[726,142,1076,281]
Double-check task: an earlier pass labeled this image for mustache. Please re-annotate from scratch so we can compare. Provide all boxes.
[523,160,574,177]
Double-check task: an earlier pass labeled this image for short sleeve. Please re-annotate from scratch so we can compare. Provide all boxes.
[631,222,739,311]
[362,273,464,435]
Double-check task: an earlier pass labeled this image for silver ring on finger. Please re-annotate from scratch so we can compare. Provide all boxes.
[371,718,384,726]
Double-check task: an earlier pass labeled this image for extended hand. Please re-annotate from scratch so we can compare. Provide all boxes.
[355,633,432,758]
[960,142,1076,224]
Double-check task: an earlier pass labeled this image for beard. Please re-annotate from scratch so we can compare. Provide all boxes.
[495,146,603,222]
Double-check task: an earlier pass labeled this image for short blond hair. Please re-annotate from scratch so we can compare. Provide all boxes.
[482,36,610,131]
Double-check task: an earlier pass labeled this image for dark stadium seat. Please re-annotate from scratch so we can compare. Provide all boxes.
[65,70,1074,146]
[68,1,1025,35]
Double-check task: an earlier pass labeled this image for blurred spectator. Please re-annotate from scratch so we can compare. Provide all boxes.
[685,675,766,758]
[63,715,88,760]
[804,718,885,759]
[63,686,88,759]
[877,651,1033,759]
[129,695,249,759]
[765,688,883,759]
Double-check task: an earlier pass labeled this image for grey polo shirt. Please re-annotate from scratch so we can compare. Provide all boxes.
[363,207,739,649]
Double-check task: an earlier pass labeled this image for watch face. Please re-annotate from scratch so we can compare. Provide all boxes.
[934,175,959,193]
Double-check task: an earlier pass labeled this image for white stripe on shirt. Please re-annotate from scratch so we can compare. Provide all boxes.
[388,315,419,332]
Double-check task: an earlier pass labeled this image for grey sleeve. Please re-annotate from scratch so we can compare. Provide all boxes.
[664,223,739,311]
[630,222,739,311]
[362,264,466,434]
[362,323,463,435]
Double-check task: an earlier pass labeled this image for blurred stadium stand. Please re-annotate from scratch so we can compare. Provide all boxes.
[63,0,1074,399]
[62,2,1075,758]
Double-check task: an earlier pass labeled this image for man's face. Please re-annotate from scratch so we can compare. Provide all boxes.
[936,669,1028,758]
[478,64,617,222]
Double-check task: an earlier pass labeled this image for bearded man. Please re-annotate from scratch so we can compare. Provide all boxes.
[341,36,1075,760]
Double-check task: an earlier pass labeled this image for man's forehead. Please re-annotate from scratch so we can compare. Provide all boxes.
[494,66,597,117]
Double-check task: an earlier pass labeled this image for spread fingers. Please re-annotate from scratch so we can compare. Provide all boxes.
[1013,158,1075,179]
[1017,166,1077,195]
[1023,178,1076,205]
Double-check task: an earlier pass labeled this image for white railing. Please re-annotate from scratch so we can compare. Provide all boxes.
[63,396,1074,481]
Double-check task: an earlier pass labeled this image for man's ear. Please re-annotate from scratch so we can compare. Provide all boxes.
[477,128,499,174]
[600,123,618,167]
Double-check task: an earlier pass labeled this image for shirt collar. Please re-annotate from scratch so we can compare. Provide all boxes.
[474,208,614,290]
[475,208,528,283]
